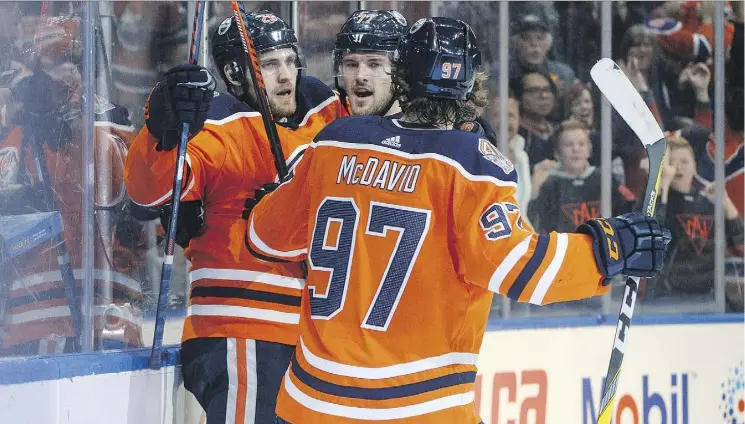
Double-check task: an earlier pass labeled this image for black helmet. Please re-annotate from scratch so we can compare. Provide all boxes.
[333,10,407,75]
[335,10,407,52]
[394,17,481,101]
[211,10,297,67]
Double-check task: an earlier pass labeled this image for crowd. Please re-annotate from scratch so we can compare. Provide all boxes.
[0,1,741,360]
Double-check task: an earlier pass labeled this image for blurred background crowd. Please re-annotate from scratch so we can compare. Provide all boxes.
[0,0,741,357]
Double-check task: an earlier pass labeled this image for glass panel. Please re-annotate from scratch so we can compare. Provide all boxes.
[608,0,736,314]
[500,1,606,318]
[0,1,92,356]
[297,1,357,85]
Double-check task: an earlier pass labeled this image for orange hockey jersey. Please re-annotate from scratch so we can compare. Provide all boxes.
[124,76,347,346]
[247,116,609,423]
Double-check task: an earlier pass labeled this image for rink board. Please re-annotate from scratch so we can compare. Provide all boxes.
[0,314,741,424]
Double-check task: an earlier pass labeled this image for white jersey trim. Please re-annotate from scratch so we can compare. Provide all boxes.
[248,215,308,259]
[529,233,569,305]
[311,140,517,188]
[133,153,196,207]
[205,111,262,126]
[284,372,475,420]
[487,235,532,293]
[297,95,338,128]
[12,268,142,293]
[7,306,70,324]
[187,304,300,325]
[189,268,304,290]
[299,337,478,380]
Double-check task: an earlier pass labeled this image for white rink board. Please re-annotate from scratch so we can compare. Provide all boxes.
[0,320,742,424]
[0,365,186,424]
[474,322,744,424]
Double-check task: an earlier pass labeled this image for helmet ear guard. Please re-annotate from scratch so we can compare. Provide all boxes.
[394,17,481,101]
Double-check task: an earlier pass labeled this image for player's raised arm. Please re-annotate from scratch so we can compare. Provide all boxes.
[124,65,217,208]
[245,145,314,263]
[453,152,671,306]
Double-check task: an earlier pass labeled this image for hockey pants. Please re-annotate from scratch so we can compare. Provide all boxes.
[181,337,295,424]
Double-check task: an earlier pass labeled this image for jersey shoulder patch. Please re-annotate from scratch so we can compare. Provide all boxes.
[478,138,514,174]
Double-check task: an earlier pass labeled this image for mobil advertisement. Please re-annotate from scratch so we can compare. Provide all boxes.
[475,320,743,423]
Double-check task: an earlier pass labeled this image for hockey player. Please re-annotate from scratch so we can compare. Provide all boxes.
[245,17,671,423]
[123,11,346,424]
[333,10,407,117]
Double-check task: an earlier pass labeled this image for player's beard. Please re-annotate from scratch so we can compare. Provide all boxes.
[268,91,297,119]
[245,85,297,120]
[351,85,395,116]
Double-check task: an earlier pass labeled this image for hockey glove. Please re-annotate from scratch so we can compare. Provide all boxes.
[159,200,205,249]
[145,64,216,151]
[577,212,671,284]
[242,183,279,220]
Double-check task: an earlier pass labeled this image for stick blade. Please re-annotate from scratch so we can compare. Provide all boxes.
[590,58,665,147]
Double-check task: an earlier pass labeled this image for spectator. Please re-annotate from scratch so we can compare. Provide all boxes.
[617,25,663,119]
[509,14,577,93]
[650,136,744,298]
[511,70,557,168]
[561,81,602,166]
[679,61,744,216]
[528,120,635,232]
[486,95,532,216]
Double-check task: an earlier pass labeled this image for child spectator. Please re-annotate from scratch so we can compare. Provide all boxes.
[528,120,635,232]
[651,136,744,298]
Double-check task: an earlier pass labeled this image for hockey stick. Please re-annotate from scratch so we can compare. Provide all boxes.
[149,0,206,369]
[590,58,667,424]
[230,1,289,180]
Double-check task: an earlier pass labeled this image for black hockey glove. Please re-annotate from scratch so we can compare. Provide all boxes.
[577,212,671,284]
[242,183,279,220]
[159,200,206,249]
[145,64,216,151]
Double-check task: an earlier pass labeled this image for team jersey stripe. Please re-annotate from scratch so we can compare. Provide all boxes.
[290,356,476,401]
[310,141,517,188]
[284,373,475,421]
[487,235,532,293]
[189,268,304,290]
[299,338,478,380]
[297,95,339,127]
[507,234,550,300]
[529,233,569,305]
[204,111,262,126]
[248,215,308,259]
[191,286,301,307]
[187,304,300,324]
[133,153,195,207]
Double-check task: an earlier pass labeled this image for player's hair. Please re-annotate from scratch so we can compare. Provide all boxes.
[394,71,489,127]
[551,119,591,154]
[665,135,695,159]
